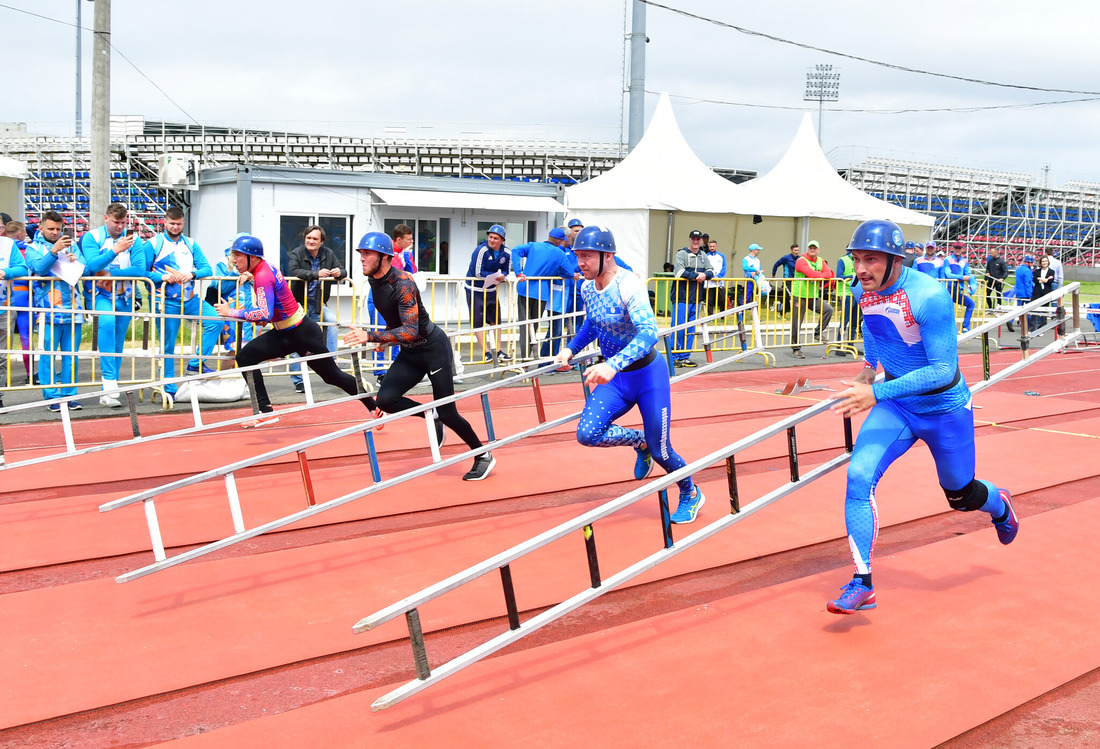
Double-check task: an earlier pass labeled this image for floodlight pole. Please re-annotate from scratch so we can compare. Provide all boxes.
[90,0,111,223]
[804,64,841,146]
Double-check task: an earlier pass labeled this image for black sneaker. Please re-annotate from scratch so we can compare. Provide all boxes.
[484,350,495,363]
[463,452,496,481]
[68,401,83,411]
[673,359,687,368]
[496,350,512,362]
[680,359,698,368]
[434,417,447,448]
[294,382,305,394]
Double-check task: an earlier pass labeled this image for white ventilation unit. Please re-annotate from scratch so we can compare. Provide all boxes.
[157,153,199,190]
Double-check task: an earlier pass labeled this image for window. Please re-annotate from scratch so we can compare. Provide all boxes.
[280,214,353,271]
[385,217,450,273]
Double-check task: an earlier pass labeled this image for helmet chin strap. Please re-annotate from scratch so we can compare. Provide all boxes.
[878,255,897,290]
[597,252,606,276]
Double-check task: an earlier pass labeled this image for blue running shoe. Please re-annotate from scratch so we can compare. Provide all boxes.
[993,489,1019,545]
[670,486,705,524]
[633,446,654,480]
[827,579,877,614]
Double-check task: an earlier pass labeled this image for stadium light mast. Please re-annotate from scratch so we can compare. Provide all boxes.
[75,0,82,138]
[804,64,840,146]
[90,0,111,223]
[627,0,646,151]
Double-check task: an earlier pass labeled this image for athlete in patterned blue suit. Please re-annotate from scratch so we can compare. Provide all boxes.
[827,220,1018,614]
[554,226,704,523]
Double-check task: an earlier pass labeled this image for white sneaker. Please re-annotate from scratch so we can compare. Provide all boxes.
[241,411,280,429]
[99,394,121,408]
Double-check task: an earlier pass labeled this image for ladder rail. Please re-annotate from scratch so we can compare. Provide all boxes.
[353,395,836,633]
[98,354,595,513]
[370,450,853,711]
[355,323,1083,710]
[109,337,776,582]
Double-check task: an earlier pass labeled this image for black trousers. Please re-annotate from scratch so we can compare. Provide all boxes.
[376,327,483,449]
[236,315,370,413]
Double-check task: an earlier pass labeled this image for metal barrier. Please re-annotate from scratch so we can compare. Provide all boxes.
[96,302,769,582]
[353,285,1086,711]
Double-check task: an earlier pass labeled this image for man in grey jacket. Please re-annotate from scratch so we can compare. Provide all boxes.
[670,229,713,367]
[287,225,347,392]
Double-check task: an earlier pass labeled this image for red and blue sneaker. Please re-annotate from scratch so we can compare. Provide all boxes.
[827,579,877,614]
[993,489,1019,545]
[633,446,654,480]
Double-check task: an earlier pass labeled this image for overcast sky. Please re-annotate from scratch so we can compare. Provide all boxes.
[5,0,1099,187]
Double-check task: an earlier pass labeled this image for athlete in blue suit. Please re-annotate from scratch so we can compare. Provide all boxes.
[827,220,1018,614]
[554,226,704,524]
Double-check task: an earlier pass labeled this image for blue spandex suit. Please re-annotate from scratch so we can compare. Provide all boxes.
[845,266,1009,578]
[566,269,695,497]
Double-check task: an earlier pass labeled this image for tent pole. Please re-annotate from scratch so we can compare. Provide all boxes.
[665,211,674,264]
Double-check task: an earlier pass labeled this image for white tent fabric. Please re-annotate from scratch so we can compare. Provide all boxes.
[565,93,749,213]
[564,208,648,272]
[0,156,27,179]
[733,115,936,227]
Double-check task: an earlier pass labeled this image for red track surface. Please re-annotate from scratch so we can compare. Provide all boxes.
[2,348,1099,747]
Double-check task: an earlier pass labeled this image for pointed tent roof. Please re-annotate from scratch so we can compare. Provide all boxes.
[566,93,749,212]
[0,155,27,180]
[734,114,935,226]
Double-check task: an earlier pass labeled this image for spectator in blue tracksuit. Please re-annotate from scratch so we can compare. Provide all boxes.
[941,242,975,332]
[463,224,511,362]
[512,227,577,358]
[770,243,801,315]
[0,229,29,407]
[79,202,150,407]
[25,212,83,410]
[913,242,943,278]
[670,229,712,367]
[1005,254,1034,333]
[147,206,222,397]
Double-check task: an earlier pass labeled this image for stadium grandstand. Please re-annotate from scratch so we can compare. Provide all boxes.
[841,156,1100,266]
[4,116,1099,266]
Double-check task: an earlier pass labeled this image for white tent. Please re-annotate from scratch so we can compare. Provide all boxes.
[0,155,27,220]
[565,93,750,271]
[734,114,935,229]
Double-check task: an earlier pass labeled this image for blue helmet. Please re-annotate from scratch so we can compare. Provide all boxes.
[847,219,905,257]
[487,224,506,239]
[904,240,916,250]
[356,231,394,256]
[567,218,583,228]
[224,232,250,255]
[230,234,265,258]
[573,225,616,254]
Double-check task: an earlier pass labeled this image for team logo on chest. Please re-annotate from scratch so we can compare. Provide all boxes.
[861,289,921,344]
